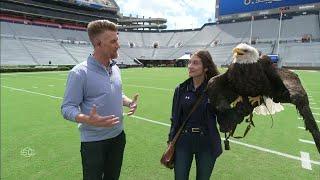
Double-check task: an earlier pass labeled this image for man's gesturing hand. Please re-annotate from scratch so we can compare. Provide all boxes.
[127,94,139,116]
[87,105,120,127]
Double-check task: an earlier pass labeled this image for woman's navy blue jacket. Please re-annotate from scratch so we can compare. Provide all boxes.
[168,78,222,157]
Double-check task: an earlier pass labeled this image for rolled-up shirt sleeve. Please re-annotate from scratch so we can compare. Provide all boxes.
[61,70,84,122]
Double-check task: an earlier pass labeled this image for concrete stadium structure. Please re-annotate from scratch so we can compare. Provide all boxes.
[1,12,320,68]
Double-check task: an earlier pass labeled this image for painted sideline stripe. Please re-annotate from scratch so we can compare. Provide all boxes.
[130,115,170,127]
[3,85,320,166]
[297,117,319,123]
[130,115,320,166]
[2,74,174,92]
[299,139,315,145]
[2,86,63,99]
[300,152,312,170]
[5,75,66,81]
[309,91,320,94]
[224,138,320,166]
[1,71,68,76]
[298,126,305,130]
[125,84,173,91]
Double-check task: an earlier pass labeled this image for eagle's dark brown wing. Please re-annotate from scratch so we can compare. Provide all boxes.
[206,71,254,133]
[277,68,320,153]
[259,55,320,153]
[207,72,237,112]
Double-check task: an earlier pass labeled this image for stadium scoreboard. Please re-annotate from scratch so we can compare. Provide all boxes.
[216,0,320,20]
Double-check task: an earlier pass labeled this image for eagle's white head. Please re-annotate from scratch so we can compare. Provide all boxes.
[232,43,259,64]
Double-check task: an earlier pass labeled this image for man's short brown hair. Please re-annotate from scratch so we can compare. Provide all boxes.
[87,20,118,45]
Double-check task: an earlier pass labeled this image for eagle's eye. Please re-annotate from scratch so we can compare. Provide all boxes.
[243,50,248,52]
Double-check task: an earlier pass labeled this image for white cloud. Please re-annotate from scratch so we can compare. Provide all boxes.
[116,0,216,29]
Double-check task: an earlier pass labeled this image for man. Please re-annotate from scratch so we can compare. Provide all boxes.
[61,19,138,180]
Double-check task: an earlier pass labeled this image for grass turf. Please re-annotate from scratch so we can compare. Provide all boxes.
[1,68,319,179]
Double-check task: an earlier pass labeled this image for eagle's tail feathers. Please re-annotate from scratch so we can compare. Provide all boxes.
[297,105,320,153]
[253,97,284,115]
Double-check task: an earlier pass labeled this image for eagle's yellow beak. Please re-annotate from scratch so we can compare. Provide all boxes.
[233,48,245,55]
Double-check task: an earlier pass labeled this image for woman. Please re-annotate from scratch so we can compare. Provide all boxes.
[168,50,222,180]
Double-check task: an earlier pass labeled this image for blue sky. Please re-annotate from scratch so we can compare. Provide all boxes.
[116,0,216,30]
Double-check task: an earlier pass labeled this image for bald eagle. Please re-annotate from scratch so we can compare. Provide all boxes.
[206,43,320,153]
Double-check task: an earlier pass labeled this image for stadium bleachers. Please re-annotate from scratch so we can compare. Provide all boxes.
[1,37,37,65]
[279,42,320,67]
[118,31,144,47]
[22,40,78,65]
[187,25,221,46]
[0,21,15,36]
[167,31,197,47]
[252,18,279,41]
[153,48,178,60]
[1,13,320,67]
[9,23,55,40]
[142,32,174,47]
[61,44,92,63]
[216,21,251,44]
[281,14,320,40]
[47,27,89,42]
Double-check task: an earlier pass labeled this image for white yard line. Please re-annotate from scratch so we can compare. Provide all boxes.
[3,85,320,167]
[1,71,69,75]
[298,126,305,130]
[298,118,319,123]
[130,115,170,127]
[130,114,320,166]
[224,138,320,166]
[2,74,174,92]
[299,139,315,145]
[1,74,66,81]
[1,86,63,100]
[309,91,320,94]
[125,84,173,91]
[300,152,312,170]
[311,107,320,110]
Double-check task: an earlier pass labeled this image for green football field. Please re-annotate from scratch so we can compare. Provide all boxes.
[1,68,320,179]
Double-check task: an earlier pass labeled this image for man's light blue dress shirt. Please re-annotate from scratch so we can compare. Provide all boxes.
[61,55,124,142]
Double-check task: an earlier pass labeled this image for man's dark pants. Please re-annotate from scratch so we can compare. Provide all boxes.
[80,131,126,180]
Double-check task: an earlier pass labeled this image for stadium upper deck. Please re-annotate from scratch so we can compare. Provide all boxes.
[0,0,320,69]
[0,0,167,30]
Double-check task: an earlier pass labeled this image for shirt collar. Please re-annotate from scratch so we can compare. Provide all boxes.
[186,79,207,93]
[88,55,116,73]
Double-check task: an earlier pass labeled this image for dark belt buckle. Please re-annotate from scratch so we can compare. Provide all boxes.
[191,128,200,133]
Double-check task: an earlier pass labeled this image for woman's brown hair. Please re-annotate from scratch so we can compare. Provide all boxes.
[193,50,220,81]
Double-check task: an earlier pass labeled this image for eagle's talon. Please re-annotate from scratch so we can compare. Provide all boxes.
[230,96,243,108]
[248,96,261,106]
